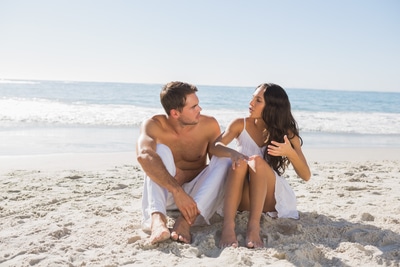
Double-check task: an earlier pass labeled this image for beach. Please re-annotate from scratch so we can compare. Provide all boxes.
[1,148,399,267]
[1,80,399,266]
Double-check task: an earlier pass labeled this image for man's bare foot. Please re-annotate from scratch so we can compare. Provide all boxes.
[171,216,191,244]
[219,223,238,248]
[246,224,263,248]
[149,212,170,244]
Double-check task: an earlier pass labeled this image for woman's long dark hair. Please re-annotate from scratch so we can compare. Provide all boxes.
[259,83,302,175]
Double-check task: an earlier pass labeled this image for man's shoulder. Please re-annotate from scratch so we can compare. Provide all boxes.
[199,114,218,123]
[141,114,168,130]
[198,115,220,137]
[145,114,167,124]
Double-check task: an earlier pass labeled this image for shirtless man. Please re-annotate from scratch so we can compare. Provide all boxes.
[136,81,230,244]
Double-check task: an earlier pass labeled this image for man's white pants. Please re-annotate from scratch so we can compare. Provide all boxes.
[141,144,231,230]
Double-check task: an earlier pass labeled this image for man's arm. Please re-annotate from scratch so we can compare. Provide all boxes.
[136,118,199,224]
[136,118,180,193]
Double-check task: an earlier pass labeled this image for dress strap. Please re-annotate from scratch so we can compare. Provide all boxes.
[243,117,246,130]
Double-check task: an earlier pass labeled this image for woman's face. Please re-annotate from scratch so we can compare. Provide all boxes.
[249,87,265,118]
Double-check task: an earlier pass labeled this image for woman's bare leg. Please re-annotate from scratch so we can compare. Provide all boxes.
[219,164,248,248]
[246,156,276,248]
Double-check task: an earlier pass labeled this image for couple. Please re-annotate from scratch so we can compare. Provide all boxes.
[136,81,311,248]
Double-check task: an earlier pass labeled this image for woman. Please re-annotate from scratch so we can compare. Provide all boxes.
[210,83,311,248]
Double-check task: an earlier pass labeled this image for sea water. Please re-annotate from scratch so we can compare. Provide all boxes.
[1,80,399,155]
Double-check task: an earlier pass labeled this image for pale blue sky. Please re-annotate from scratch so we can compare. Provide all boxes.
[1,0,399,92]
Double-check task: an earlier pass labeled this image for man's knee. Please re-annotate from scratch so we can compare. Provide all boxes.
[156,144,172,157]
[156,144,176,175]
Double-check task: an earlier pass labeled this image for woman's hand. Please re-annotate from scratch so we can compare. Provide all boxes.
[268,134,311,181]
[230,150,249,170]
[267,135,294,157]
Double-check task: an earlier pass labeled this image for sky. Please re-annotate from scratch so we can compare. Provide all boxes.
[0,0,399,92]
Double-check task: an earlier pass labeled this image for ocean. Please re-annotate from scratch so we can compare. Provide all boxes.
[1,80,399,156]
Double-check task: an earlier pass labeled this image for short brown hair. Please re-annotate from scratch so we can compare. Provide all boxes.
[160,81,198,115]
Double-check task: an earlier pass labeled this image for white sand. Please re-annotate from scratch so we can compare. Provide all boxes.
[1,148,399,266]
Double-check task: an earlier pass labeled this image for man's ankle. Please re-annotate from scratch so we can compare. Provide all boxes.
[151,212,167,225]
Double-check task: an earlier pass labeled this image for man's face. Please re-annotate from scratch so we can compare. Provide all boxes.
[177,93,202,125]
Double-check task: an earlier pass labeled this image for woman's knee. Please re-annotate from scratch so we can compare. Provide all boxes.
[252,155,264,164]
[249,155,269,168]
[228,164,248,181]
[249,155,274,175]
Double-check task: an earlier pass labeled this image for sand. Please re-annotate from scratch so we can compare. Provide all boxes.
[1,148,399,266]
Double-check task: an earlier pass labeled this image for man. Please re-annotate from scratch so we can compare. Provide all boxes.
[136,81,230,244]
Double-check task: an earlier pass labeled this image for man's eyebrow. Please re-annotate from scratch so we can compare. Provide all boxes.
[189,101,198,107]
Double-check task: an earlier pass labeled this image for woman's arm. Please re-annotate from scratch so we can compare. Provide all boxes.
[209,118,249,169]
[267,135,311,181]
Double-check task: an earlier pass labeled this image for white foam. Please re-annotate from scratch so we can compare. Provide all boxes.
[295,111,400,134]
[0,98,161,127]
[1,98,399,135]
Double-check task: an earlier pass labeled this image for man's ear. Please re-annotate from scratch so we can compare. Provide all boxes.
[170,109,179,119]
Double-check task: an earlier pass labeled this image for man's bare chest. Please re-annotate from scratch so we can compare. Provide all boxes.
[161,135,207,163]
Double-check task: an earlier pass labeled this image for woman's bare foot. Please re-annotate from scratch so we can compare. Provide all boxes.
[171,216,191,243]
[149,212,170,244]
[219,223,238,248]
[246,224,263,248]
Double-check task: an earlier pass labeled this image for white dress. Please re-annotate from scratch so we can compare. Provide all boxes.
[236,119,299,219]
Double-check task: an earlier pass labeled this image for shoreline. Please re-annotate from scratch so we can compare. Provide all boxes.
[0,151,137,173]
[1,126,400,158]
[303,147,400,162]
[1,147,399,174]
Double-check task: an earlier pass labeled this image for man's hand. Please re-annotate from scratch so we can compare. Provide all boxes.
[172,189,200,225]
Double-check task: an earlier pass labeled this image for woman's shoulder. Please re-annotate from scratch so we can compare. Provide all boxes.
[227,117,246,132]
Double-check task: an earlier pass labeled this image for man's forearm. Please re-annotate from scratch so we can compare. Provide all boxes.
[138,150,181,193]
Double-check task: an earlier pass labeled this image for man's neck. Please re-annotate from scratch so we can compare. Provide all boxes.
[167,117,196,135]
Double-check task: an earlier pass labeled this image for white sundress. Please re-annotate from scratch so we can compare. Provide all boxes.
[236,118,299,219]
